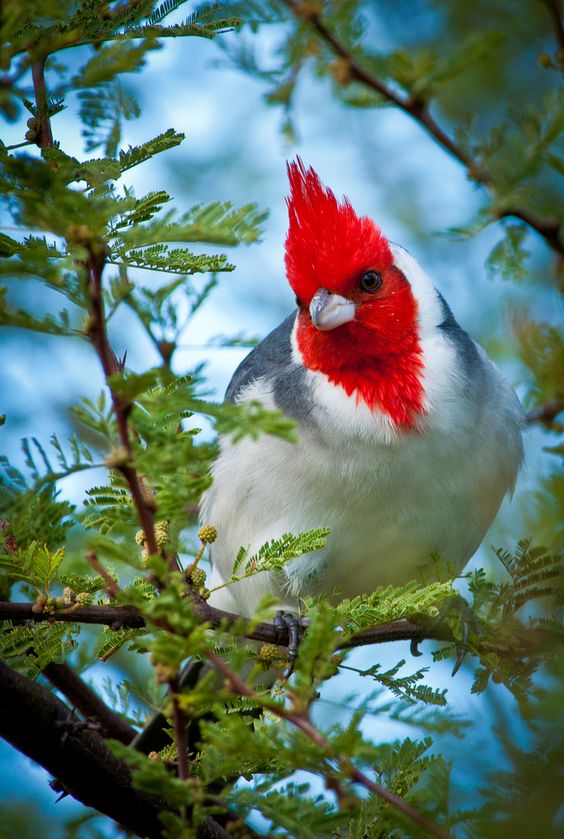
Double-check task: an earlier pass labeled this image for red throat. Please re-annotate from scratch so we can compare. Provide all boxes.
[285,159,426,429]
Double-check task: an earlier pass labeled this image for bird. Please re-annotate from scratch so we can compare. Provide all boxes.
[133,159,525,757]
[201,158,524,621]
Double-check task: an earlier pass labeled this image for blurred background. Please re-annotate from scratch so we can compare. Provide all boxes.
[1,1,562,835]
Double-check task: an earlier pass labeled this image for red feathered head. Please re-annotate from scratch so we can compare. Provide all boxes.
[284,158,392,304]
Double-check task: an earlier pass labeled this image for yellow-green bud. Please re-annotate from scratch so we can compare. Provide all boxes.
[189,567,207,588]
[257,643,287,670]
[538,52,552,68]
[154,520,169,547]
[259,643,281,662]
[105,446,130,469]
[198,524,217,544]
[63,586,75,604]
[75,591,92,606]
[32,593,48,613]
[135,530,146,546]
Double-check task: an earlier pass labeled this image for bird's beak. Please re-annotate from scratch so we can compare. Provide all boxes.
[309,288,356,331]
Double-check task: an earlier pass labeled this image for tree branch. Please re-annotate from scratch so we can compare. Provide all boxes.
[0,660,238,839]
[169,677,191,780]
[542,0,564,55]
[0,659,171,838]
[42,660,137,745]
[30,55,54,149]
[84,246,159,557]
[0,599,450,650]
[526,398,564,427]
[282,0,564,259]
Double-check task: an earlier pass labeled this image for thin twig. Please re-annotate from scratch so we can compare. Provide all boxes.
[542,0,564,54]
[526,398,564,427]
[207,652,453,839]
[30,56,54,149]
[85,246,159,557]
[281,0,564,259]
[86,549,122,599]
[5,140,33,150]
[169,677,190,781]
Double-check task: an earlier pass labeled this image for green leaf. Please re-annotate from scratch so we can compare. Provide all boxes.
[486,224,530,282]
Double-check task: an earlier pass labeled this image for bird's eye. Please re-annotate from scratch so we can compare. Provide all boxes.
[360,270,383,293]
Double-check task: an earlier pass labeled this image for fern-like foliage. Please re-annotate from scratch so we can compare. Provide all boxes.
[494,539,563,616]
[0,622,78,678]
[231,528,330,580]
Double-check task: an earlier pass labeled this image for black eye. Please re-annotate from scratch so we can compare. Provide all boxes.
[360,270,383,293]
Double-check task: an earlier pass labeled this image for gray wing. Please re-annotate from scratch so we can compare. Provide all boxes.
[225,311,316,425]
[225,313,296,401]
[436,291,482,381]
[436,291,524,456]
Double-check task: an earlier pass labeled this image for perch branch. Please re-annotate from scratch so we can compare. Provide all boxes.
[0,599,450,650]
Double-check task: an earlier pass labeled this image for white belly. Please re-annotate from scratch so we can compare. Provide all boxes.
[203,405,519,617]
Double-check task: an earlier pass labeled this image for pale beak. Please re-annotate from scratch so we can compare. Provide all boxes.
[309,288,356,331]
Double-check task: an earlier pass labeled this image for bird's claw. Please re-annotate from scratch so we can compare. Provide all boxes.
[451,615,470,676]
[274,611,309,677]
[410,638,423,657]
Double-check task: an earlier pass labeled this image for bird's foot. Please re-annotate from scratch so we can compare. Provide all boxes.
[431,595,480,676]
[273,611,309,677]
[410,638,423,658]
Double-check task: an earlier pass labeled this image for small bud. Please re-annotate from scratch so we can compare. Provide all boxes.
[75,591,92,606]
[26,117,38,128]
[148,751,160,761]
[200,587,210,601]
[63,586,75,605]
[32,593,48,613]
[105,446,130,469]
[154,520,169,547]
[330,57,351,86]
[198,524,217,544]
[538,52,552,68]
[257,643,287,670]
[135,529,146,546]
[25,129,38,141]
[189,567,207,588]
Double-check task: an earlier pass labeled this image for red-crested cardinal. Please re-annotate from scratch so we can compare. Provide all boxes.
[202,159,524,617]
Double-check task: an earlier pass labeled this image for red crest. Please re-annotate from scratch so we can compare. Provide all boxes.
[284,158,392,304]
